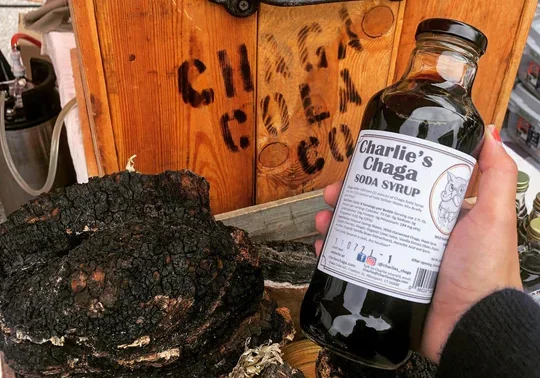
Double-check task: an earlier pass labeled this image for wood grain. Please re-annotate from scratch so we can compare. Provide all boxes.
[391,0,537,198]
[386,0,407,86]
[72,0,536,211]
[492,0,538,128]
[70,48,99,178]
[216,189,330,243]
[69,0,119,176]
[392,0,534,126]
[256,0,404,204]
[282,340,321,378]
[85,0,257,214]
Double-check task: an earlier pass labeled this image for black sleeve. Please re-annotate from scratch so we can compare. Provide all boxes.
[436,289,540,378]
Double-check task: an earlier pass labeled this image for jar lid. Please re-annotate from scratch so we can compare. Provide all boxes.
[415,18,488,55]
[534,192,540,210]
[529,218,540,242]
[521,249,540,275]
[517,171,530,193]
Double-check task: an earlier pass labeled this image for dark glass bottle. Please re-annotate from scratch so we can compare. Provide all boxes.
[301,19,487,370]
[521,218,540,305]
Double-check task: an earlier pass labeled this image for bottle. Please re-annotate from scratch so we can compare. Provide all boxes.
[529,192,540,221]
[516,171,530,249]
[520,218,540,305]
[300,19,487,370]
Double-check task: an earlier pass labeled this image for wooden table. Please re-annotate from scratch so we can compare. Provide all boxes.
[70,0,538,214]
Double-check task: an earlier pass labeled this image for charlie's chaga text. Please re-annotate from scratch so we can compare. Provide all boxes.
[353,139,435,197]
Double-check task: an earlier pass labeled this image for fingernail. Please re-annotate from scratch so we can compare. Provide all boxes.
[487,125,502,145]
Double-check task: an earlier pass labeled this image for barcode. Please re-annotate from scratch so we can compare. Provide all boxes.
[413,268,438,290]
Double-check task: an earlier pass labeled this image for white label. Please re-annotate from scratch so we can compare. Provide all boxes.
[318,130,477,304]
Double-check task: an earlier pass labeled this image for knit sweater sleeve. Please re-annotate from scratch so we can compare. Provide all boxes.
[436,289,540,378]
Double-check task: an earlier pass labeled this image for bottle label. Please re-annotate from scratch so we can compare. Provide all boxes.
[318,130,477,304]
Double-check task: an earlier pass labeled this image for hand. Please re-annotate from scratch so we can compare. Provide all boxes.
[314,125,523,363]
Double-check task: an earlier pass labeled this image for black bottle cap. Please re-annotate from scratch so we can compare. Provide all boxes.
[415,18,488,55]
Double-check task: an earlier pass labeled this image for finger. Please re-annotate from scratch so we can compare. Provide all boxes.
[315,210,334,236]
[315,239,323,257]
[472,125,518,221]
[323,181,343,208]
[457,198,475,221]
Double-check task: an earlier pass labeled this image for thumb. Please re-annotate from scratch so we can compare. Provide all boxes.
[471,125,518,221]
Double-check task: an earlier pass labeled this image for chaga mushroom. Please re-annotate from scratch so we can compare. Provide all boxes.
[316,349,437,378]
[259,363,305,378]
[0,171,212,279]
[256,241,317,339]
[0,171,300,378]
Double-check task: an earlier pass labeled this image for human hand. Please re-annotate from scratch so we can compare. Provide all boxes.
[314,125,523,363]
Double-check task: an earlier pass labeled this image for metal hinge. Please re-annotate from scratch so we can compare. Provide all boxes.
[210,0,402,18]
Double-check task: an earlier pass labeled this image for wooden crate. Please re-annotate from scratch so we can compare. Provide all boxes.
[216,188,329,242]
[70,0,537,214]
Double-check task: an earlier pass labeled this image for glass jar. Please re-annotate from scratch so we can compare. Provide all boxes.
[300,19,487,370]
[521,218,540,305]
[529,192,540,221]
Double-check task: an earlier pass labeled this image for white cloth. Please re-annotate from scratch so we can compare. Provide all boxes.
[41,31,88,183]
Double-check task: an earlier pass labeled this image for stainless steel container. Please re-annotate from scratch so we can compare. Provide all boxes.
[0,116,75,215]
[0,58,76,216]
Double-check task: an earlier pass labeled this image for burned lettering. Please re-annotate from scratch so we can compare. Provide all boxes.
[339,6,363,51]
[220,110,250,152]
[329,124,355,162]
[178,59,214,108]
[261,34,291,83]
[217,44,254,98]
[218,50,235,98]
[298,136,325,174]
[299,83,330,125]
[238,44,254,92]
[339,68,361,113]
[261,93,290,137]
[298,23,328,72]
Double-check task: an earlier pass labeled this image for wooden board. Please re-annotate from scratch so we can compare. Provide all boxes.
[393,0,538,128]
[69,0,118,176]
[82,0,258,214]
[71,0,537,212]
[255,0,404,204]
[282,339,321,378]
[217,189,330,243]
[492,0,539,128]
[70,48,99,178]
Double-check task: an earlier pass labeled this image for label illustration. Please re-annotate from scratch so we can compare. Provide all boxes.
[318,130,477,304]
[431,165,471,235]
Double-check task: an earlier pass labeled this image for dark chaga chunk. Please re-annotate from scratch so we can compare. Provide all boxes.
[259,363,305,378]
[256,241,316,340]
[0,171,211,278]
[0,171,295,378]
[316,349,437,378]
